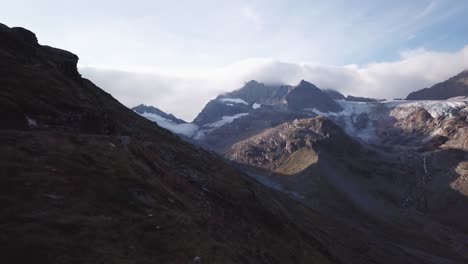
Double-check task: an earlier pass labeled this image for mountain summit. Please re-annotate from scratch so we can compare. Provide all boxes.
[286,80,342,112]
[219,80,293,105]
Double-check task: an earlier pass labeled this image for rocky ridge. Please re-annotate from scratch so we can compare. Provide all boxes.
[406,70,468,100]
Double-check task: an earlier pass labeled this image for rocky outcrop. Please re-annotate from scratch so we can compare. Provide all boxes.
[228,117,358,174]
[0,23,80,79]
[0,23,156,134]
[380,101,468,150]
[406,70,468,100]
[198,110,312,152]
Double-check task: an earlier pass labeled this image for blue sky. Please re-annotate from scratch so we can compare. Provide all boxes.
[2,0,468,120]
[3,0,468,67]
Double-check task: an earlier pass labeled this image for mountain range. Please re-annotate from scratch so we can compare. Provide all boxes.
[137,70,468,152]
[137,65,468,263]
[2,22,468,264]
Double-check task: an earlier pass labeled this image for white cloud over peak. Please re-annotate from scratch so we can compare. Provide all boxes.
[80,45,468,121]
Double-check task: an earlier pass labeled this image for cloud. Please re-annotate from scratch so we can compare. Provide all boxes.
[80,45,468,121]
[241,7,263,31]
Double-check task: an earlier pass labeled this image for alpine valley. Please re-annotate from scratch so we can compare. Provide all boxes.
[1,21,468,264]
[136,72,468,263]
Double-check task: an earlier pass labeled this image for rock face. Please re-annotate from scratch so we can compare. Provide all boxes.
[0,23,339,264]
[286,80,342,112]
[406,70,468,100]
[384,101,468,150]
[228,117,358,175]
[132,104,186,124]
[0,24,80,79]
[196,110,311,152]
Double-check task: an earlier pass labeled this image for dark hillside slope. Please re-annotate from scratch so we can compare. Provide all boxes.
[0,24,170,138]
[0,24,336,264]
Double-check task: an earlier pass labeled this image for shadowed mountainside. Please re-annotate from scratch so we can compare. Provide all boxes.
[406,70,468,100]
[0,23,338,264]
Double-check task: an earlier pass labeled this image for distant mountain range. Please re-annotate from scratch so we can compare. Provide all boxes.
[136,71,468,153]
[135,69,468,263]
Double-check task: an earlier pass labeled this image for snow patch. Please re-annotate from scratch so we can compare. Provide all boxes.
[207,113,249,128]
[252,103,261,109]
[192,113,250,140]
[306,99,468,143]
[219,98,248,105]
[391,101,468,119]
[140,112,199,137]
